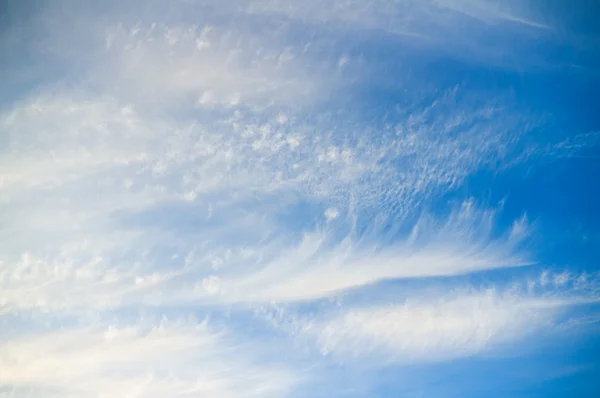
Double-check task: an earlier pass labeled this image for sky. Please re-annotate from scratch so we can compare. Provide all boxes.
[0,0,599,397]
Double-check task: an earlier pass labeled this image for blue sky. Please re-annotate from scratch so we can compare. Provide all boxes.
[0,1,599,397]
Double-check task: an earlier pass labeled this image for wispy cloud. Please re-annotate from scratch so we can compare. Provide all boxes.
[0,199,532,312]
[243,0,554,69]
[100,22,329,109]
[198,201,532,303]
[246,0,550,32]
[1,1,598,396]
[0,317,298,397]
[259,271,600,364]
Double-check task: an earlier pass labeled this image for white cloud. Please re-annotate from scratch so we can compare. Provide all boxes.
[1,2,597,396]
[100,22,326,109]
[0,318,297,398]
[242,0,556,69]
[324,207,339,222]
[246,0,549,35]
[0,200,531,312]
[259,272,600,364]
[314,290,553,362]
[0,2,563,324]
[432,0,550,28]
[197,201,531,303]
[0,95,153,194]
[0,82,528,253]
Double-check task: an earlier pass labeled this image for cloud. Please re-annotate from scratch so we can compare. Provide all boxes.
[0,317,298,398]
[432,0,550,28]
[245,0,549,30]
[244,0,551,53]
[315,291,552,362]
[0,81,530,203]
[0,79,531,283]
[100,22,329,109]
[239,0,576,71]
[7,2,342,111]
[207,201,532,303]
[0,94,155,195]
[259,271,600,364]
[1,1,598,396]
[0,200,532,312]
[548,131,600,158]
